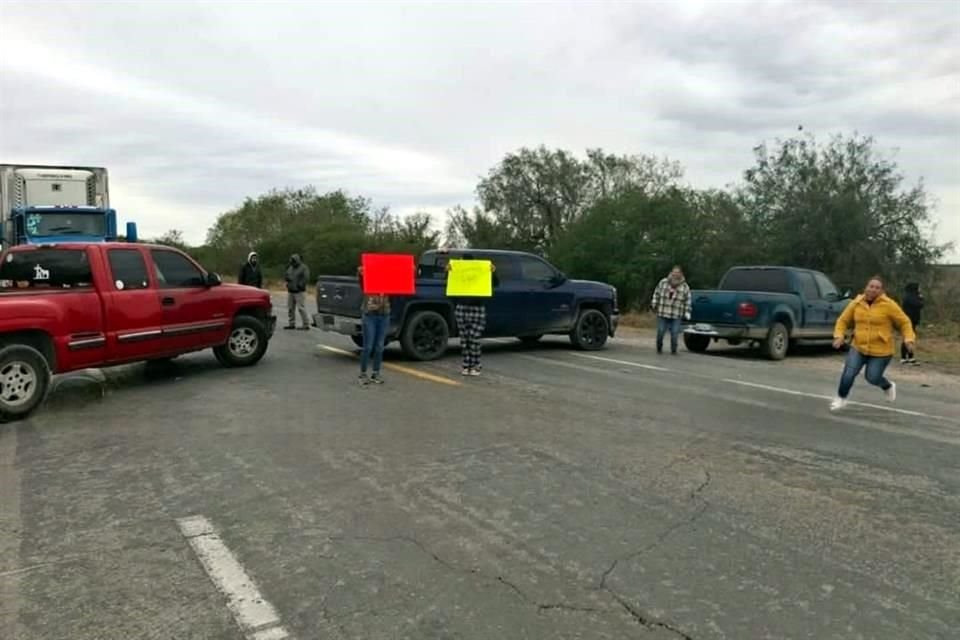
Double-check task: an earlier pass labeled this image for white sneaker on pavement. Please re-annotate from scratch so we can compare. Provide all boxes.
[885,382,897,403]
[830,397,848,412]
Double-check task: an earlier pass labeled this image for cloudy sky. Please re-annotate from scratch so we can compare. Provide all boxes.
[1,1,958,258]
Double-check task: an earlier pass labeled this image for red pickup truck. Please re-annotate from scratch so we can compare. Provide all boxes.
[0,242,276,421]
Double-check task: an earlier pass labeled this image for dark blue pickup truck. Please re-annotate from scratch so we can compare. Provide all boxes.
[683,266,850,360]
[313,249,619,360]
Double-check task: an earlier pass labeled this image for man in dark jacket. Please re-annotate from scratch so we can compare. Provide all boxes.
[238,251,263,288]
[901,282,924,364]
[284,253,311,330]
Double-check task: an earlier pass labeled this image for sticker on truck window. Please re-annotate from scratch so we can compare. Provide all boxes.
[26,214,41,236]
[33,264,50,280]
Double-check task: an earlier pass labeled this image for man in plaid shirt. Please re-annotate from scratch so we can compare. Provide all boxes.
[651,265,692,354]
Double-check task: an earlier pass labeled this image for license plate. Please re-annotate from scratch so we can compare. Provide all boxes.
[694,323,713,332]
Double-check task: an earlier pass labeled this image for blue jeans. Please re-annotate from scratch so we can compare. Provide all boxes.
[360,313,389,374]
[837,348,892,399]
[656,316,682,352]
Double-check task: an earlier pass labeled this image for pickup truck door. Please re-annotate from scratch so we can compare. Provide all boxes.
[101,247,167,363]
[149,249,231,351]
[514,255,575,333]
[795,271,832,336]
[813,272,848,331]
[483,255,528,337]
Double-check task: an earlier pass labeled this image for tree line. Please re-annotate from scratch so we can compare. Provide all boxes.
[154,132,953,317]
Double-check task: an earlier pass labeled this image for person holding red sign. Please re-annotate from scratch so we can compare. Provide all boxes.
[357,265,390,385]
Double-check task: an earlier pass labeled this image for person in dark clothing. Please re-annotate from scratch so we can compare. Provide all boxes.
[284,253,311,330]
[238,251,263,288]
[901,282,924,365]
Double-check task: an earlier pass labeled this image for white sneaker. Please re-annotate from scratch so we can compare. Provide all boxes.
[885,382,897,403]
[830,397,848,411]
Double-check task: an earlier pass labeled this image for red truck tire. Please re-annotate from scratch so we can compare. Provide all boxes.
[214,316,269,367]
[0,345,51,422]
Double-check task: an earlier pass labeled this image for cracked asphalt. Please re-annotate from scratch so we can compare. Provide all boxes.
[2,309,959,640]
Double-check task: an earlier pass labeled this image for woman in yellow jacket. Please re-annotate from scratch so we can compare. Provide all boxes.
[830,276,916,411]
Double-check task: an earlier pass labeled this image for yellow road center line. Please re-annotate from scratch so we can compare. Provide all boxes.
[317,345,461,387]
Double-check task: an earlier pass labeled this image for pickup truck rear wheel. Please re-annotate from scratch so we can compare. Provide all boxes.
[0,345,51,422]
[570,309,609,350]
[762,322,790,361]
[214,315,269,367]
[683,334,710,353]
[401,310,449,361]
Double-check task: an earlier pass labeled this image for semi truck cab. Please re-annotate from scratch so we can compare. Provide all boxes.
[8,205,118,244]
[0,164,136,247]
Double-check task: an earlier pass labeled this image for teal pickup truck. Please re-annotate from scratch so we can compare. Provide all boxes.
[683,266,850,360]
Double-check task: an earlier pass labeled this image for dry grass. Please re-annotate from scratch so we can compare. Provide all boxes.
[915,321,960,368]
[619,311,658,330]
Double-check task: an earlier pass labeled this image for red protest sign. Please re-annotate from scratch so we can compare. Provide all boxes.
[361,253,416,295]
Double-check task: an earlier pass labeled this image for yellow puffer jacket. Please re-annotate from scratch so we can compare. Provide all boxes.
[834,294,916,357]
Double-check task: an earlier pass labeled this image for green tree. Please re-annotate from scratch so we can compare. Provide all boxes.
[151,229,190,252]
[470,146,685,253]
[584,148,684,201]
[204,187,439,280]
[550,188,705,310]
[738,133,949,289]
[444,205,533,250]
[477,146,590,253]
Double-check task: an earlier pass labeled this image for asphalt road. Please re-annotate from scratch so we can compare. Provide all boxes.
[2,306,958,640]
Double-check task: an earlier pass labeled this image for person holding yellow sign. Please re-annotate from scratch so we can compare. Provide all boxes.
[446,258,496,376]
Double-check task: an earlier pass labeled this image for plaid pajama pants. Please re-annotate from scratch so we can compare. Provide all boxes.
[455,303,486,370]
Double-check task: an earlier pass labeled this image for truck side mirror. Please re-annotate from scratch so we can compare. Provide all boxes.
[205,272,222,287]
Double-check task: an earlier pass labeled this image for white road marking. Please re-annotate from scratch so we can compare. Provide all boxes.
[176,515,290,640]
[721,378,958,423]
[570,352,671,372]
[527,352,958,425]
[251,627,293,640]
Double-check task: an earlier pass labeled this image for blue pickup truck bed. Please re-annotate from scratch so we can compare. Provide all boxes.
[683,266,849,360]
[314,249,619,360]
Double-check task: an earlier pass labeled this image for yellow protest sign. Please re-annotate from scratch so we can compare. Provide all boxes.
[446,259,493,297]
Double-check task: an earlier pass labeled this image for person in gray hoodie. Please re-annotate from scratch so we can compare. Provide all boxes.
[284,253,311,330]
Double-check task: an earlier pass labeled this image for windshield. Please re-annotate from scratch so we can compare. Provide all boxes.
[25,212,106,238]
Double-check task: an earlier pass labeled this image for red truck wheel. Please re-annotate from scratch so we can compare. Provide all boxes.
[0,345,51,422]
[214,316,269,367]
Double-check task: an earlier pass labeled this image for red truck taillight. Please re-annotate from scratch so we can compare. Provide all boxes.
[737,301,758,319]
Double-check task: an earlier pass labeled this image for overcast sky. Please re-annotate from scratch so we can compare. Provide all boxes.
[1,1,958,259]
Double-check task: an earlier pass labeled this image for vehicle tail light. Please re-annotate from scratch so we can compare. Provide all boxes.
[738,301,758,319]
